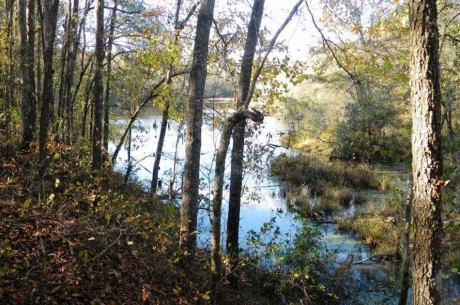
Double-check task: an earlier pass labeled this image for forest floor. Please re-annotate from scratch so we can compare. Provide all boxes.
[0,139,289,305]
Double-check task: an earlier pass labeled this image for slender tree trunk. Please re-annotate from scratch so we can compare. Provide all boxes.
[150,0,183,194]
[57,1,71,125]
[226,0,265,287]
[124,126,133,184]
[103,0,118,152]
[399,186,413,305]
[169,121,184,201]
[151,104,169,193]
[5,0,15,129]
[211,109,263,305]
[38,0,60,164]
[179,0,216,259]
[36,13,43,118]
[92,0,105,170]
[82,72,95,138]
[409,0,443,304]
[64,0,81,144]
[19,0,36,147]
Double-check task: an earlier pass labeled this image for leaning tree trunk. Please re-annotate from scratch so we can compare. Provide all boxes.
[179,0,216,259]
[92,0,104,170]
[103,0,118,152]
[38,0,60,164]
[409,0,444,304]
[211,109,263,305]
[226,0,265,287]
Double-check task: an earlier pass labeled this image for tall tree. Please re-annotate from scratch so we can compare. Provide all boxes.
[38,0,60,163]
[103,0,118,152]
[409,0,444,304]
[150,0,199,193]
[226,0,265,285]
[179,0,216,258]
[18,0,36,147]
[92,0,105,170]
[64,0,81,144]
[226,0,303,287]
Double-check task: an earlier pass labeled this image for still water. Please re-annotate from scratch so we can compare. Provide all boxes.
[110,107,459,305]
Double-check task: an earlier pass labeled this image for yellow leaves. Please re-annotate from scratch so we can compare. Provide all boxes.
[23,198,32,209]
[200,291,211,302]
[48,193,55,202]
[54,178,60,189]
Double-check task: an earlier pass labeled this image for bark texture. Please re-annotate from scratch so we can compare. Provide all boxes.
[409,0,443,304]
[92,0,104,170]
[179,0,216,258]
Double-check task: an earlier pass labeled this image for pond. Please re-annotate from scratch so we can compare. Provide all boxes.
[110,107,459,305]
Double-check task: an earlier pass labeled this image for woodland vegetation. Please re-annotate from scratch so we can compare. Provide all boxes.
[0,0,459,305]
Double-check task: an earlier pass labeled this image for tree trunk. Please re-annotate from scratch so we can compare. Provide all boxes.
[409,0,443,304]
[57,1,71,126]
[151,104,169,194]
[398,187,413,305]
[38,0,60,164]
[92,0,104,170]
[211,109,263,305]
[5,0,15,129]
[103,0,118,152]
[150,0,183,194]
[226,0,265,287]
[179,0,216,259]
[19,0,36,147]
[64,0,81,144]
[169,121,184,201]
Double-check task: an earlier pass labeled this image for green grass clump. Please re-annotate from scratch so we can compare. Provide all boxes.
[271,154,378,192]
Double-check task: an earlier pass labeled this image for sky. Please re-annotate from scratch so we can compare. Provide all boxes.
[143,0,324,61]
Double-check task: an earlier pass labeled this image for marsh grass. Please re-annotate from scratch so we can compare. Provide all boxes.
[272,154,377,217]
[272,154,378,191]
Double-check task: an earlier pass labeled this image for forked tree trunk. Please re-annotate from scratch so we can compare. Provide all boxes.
[38,0,60,164]
[92,0,104,170]
[226,0,265,287]
[211,109,263,305]
[179,0,216,259]
[226,0,302,287]
[409,0,444,304]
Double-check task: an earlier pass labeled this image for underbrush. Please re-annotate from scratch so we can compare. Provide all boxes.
[0,138,337,305]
